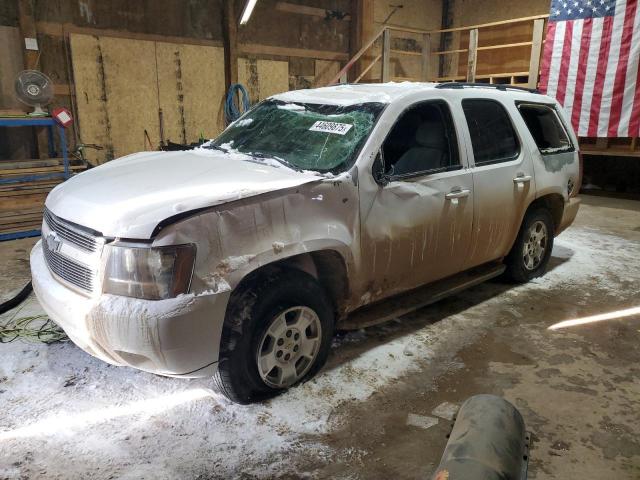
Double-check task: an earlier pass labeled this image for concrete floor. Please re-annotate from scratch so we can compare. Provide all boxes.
[0,194,639,479]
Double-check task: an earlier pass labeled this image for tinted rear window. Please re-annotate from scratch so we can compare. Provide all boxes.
[518,103,573,154]
[462,99,520,165]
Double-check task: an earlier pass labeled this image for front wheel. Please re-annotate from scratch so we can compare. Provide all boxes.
[504,208,554,283]
[213,268,334,404]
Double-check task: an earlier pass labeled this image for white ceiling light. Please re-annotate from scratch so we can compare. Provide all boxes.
[239,0,258,25]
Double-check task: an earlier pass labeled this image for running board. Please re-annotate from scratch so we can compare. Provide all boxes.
[340,262,506,330]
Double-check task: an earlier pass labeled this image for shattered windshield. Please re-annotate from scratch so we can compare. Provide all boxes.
[210,100,385,173]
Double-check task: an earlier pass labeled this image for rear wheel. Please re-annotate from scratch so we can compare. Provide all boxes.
[504,208,554,283]
[213,268,334,404]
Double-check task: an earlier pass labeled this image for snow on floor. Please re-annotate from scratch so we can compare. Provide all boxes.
[1,224,638,479]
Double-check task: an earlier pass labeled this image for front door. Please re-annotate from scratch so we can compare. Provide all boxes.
[359,100,475,302]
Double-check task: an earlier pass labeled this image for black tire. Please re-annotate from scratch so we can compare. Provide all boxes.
[504,208,555,283]
[212,267,334,404]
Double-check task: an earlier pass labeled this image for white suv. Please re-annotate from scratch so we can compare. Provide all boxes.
[31,82,581,403]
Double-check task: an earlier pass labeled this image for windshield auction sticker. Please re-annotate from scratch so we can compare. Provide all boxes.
[309,121,353,135]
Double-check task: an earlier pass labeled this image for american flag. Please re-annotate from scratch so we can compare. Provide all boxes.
[539,0,640,138]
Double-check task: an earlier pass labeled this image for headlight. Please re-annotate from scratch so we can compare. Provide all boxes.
[103,244,196,300]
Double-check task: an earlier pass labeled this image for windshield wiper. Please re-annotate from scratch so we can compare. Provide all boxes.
[249,152,302,171]
[207,144,229,153]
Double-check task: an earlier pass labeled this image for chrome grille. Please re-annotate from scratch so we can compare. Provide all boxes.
[42,239,94,292]
[43,208,98,252]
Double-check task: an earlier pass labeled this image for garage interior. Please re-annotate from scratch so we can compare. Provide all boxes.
[1,0,639,479]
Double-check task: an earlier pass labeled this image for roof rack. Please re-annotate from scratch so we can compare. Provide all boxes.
[435,82,540,94]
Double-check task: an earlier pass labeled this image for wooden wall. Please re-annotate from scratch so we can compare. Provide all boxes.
[0,0,352,163]
[365,0,443,82]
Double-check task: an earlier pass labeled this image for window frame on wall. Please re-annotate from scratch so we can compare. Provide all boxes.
[461,98,521,167]
[515,102,575,156]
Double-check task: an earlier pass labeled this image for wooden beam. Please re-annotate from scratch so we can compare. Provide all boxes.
[421,33,431,81]
[350,0,374,82]
[17,0,38,69]
[528,18,545,89]
[222,0,238,89]
[390,49,422,57]
[18,1,50,160]
[36,21,224,48]
[239,44,348,61]
[381,28,391,83]
[466,29,478,83]
[275,2,351,20]
[385,14,550,35]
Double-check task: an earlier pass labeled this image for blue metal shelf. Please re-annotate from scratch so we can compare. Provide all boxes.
[0,116,70,241]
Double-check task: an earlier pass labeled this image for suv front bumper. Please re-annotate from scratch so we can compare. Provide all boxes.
[30,240,230,378]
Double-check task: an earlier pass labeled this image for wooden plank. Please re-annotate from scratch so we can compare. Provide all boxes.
[37,21,223,49]
[17,0,38,69]
[156,42,226,143]
[69,33,112,164]
[238,58,289,102]
[238,44,349,61]
[390,49,422,57]
[381,28,391,83]
[0,27,25,111]
[350,0,375,81]
[421,34,431,81]
[477,41,532,51]
[528,19,545,89]
[385,14,549,35]
[467,29,478,83]
[99,36,160,158]
[276,2,351,20]
[53,83,71,96]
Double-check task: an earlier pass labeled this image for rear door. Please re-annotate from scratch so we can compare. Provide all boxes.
[460,98,537,268]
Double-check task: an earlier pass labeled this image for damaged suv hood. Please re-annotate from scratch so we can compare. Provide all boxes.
[46,149,322,238]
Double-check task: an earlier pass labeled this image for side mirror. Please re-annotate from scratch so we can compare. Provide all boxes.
[372,151,389,186]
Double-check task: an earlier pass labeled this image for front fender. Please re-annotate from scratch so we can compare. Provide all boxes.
[152,177,359,295]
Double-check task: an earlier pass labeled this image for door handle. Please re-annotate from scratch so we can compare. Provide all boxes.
[513,175,532,184]
[445,189,471,200]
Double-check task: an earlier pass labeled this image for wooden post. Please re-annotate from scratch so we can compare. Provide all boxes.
[18,0,51,159]
[222,0,238,91]
[528,19,545,89]
[466,28,478,83]
[381,28,391,83]
[421,33,431,81]
[350,0,374,81]
[17,0,39,70]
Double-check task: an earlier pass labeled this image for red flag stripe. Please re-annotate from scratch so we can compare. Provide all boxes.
[570,19,593,133]
[608,1,638,136]
[538,21,556,93]
[587,16,615,137]
[555,22,574,105]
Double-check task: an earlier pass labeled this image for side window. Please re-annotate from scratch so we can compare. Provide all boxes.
[382,101,460,177]
[462,99,520,165]
[517,103,573,154]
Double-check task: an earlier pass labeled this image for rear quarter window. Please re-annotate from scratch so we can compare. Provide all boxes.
[461,99,520,165]
[517,103,574,154]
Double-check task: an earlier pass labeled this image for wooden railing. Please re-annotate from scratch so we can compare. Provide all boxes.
[330,14,549,89]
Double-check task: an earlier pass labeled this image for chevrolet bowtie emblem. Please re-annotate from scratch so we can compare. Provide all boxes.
[46,232,62,253]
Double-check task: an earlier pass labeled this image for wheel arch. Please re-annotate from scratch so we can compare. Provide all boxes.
[229,249,351,320]
[528,193,564,234]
